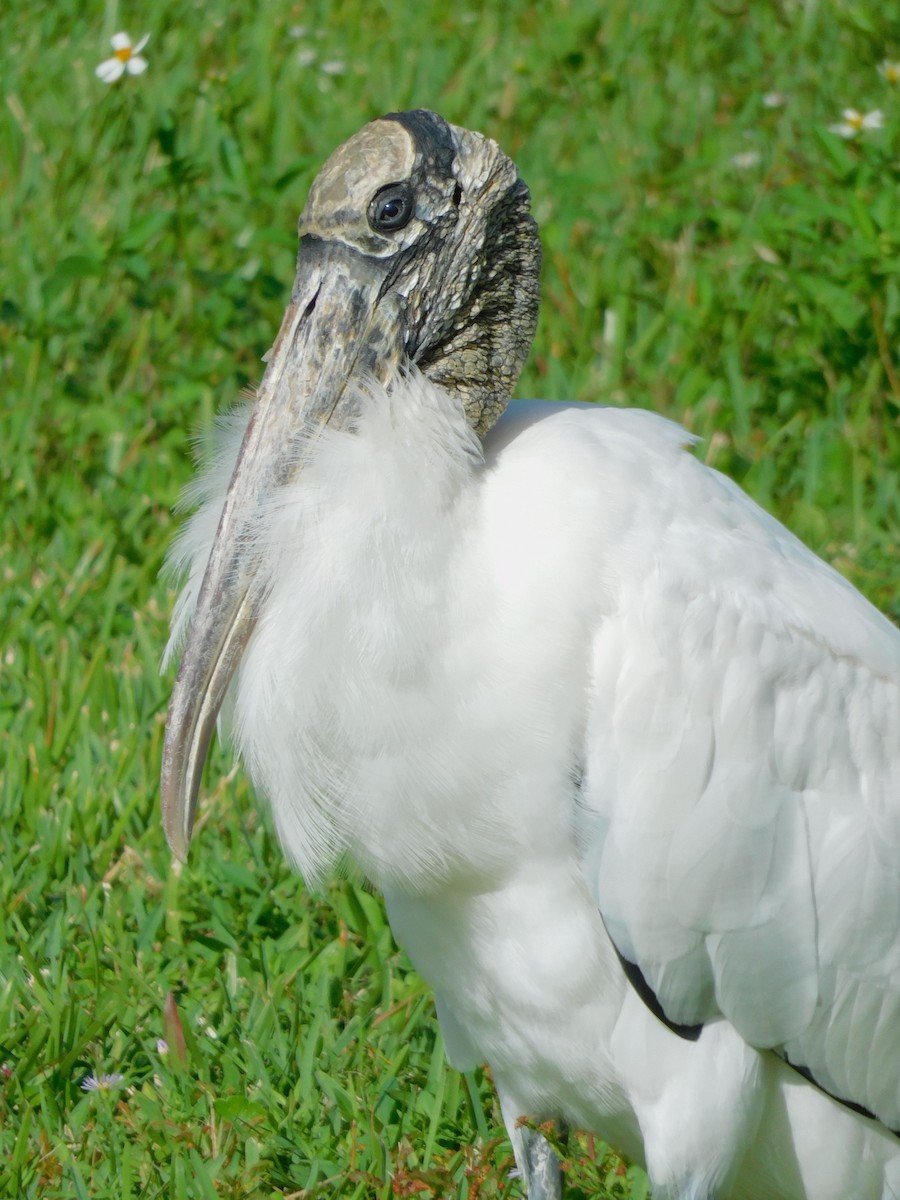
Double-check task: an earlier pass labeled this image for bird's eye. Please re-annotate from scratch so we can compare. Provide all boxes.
[368,182,415,233]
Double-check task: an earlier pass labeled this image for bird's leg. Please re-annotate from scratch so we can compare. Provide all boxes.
[519,1123,564,1200]
[497,1086,566,1198]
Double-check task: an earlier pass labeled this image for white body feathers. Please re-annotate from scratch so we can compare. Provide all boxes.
[167,376,900,1199]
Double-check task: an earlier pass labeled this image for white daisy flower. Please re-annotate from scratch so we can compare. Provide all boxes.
[96,32,150,84]
[762,91,786,108]
[878,60,900,85]
[80,1072,125,1092]
[828,108,884,138]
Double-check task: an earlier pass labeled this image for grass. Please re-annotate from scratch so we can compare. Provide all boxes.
[1,0,899,1196]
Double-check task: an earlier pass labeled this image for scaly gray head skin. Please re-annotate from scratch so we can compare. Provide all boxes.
[161,110,542,859]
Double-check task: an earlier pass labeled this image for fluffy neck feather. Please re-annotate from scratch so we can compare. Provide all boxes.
[169,373,502,889]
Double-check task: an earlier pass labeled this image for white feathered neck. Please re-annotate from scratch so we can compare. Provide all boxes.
[165,373,510,888]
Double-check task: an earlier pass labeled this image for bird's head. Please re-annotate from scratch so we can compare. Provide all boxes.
[161,110,541,860]
[296,110,541,432]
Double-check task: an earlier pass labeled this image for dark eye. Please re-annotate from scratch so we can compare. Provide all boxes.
[368,182,414,233]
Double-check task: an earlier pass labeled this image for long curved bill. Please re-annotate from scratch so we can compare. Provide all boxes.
[161,243,402,860]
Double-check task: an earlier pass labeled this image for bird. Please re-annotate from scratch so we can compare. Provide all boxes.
[161,110,900,1200]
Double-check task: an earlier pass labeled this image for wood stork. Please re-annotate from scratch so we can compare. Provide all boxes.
[161,110,900,1200]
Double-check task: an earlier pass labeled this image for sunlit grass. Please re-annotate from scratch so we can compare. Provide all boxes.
[2,1,898,1196]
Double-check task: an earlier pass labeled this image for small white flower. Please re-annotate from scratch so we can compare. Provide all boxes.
[95,32,150,84]
[320,60,346,76]
[81,1072,125,1092]
[297,48,317,67]
[878,60,900,85]
[762,91,786,108]
[731,150,762,170]
[156,1039,169,1056]
[828,108,884,138]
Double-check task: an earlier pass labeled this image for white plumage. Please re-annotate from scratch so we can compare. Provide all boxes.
[162,111,900,1199]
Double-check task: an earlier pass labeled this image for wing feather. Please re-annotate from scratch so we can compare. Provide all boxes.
[564,406,900,1128]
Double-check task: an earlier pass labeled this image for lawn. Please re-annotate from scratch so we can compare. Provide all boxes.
[1,1,898,1196]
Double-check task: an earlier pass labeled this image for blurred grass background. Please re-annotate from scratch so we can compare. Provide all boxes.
[1,1,898,1196]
